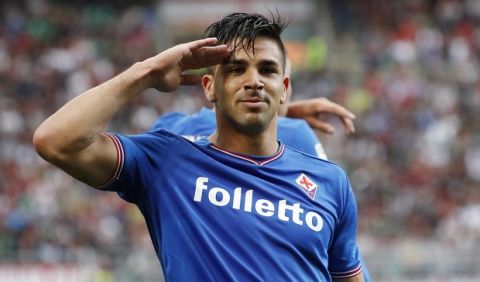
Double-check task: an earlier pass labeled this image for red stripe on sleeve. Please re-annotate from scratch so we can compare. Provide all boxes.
[330,264,362,279]
[95,132,124,189]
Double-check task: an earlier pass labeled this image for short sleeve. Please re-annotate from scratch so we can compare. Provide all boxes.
[328,174,362,279]
[101,130,177,203]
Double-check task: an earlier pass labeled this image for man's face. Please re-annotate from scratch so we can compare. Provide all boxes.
[203,37,289,134]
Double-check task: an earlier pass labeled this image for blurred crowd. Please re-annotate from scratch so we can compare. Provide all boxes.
[0,1,165,279]
[1,0,480,279]
[314,0,480,246]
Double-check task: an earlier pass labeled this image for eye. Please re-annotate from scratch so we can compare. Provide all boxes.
[228,66,244,74]
[260,66,277,75]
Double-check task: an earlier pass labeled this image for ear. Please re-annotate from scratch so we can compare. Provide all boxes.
[202,74,217,103]
[280,76,289,104]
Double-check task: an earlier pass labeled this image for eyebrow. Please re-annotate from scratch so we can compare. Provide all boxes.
[259,59,281,69]
[224,58,281,69]
[224,58,247,66]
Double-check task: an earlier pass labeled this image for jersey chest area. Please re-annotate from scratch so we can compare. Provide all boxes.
[149,148,340,254]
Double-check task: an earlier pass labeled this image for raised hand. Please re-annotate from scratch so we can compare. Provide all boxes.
[144,38,231,92]
[287,97,356,135]
[32,38,230,188]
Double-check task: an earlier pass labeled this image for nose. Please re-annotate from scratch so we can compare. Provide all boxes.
[243,69,264,91]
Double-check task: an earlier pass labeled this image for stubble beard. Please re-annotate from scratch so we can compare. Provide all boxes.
[230,109,276,135]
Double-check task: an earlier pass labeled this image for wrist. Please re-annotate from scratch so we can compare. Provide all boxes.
[285,102,301,118]
[126,61,155,92]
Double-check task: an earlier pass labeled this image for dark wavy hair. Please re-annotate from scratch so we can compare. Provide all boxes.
[204,12,287,68]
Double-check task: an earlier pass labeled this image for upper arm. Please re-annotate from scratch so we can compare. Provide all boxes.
[40,132,119,188]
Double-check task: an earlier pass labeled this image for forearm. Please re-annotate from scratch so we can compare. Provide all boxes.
[34,61,151,157]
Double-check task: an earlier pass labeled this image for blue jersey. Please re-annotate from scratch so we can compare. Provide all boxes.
[151,107,327,159]
[152,108,372,282]
[102,130,362,281]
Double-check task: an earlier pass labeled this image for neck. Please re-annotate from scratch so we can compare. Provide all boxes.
[209,119,279,156]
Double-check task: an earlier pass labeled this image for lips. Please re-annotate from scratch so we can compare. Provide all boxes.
[238,91,268,103]
[240,98,264,103]
[239,98,267,107]
[237,90,269,110]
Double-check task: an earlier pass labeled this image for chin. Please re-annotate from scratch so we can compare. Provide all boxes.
[243,123,267,134]
[236,115,270,134]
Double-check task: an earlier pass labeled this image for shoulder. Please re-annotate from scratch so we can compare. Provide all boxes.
[278,116,311,130]
[277,117,326,158]
[150,112,188,131]
[117,129,178,144]
[283,146,347,178]
[113,129,209,165]
[283,146,335,168]
[151,108,215,132]
[116,129,197,151]
[278,117,315,138]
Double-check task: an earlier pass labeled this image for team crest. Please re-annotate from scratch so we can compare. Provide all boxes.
[295,173,318,199]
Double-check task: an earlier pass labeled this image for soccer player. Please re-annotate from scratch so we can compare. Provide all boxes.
[151,65,373,282]
[33,13,365,281]
[151,75,373,282]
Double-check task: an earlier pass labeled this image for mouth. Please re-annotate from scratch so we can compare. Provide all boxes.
[239,98,267,108]
[241,97,265,103]
[237,90,270,110]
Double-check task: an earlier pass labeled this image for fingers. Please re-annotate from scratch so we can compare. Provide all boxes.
[181,38,231,70]
[184,37,219,49]
[193,45,231,68]
[316,98,356,120]
[306,116,336,135]
[341,117,356,134]
[306,115,355,135]
[310,98,356,135]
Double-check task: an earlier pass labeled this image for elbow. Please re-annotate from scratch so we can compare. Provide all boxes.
[33,124,92,165]
[32,126,64,164]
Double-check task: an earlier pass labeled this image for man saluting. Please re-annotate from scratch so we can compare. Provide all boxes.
[34,12,365,282]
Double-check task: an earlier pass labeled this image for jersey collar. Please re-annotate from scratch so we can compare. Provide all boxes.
[210,142,285,166]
